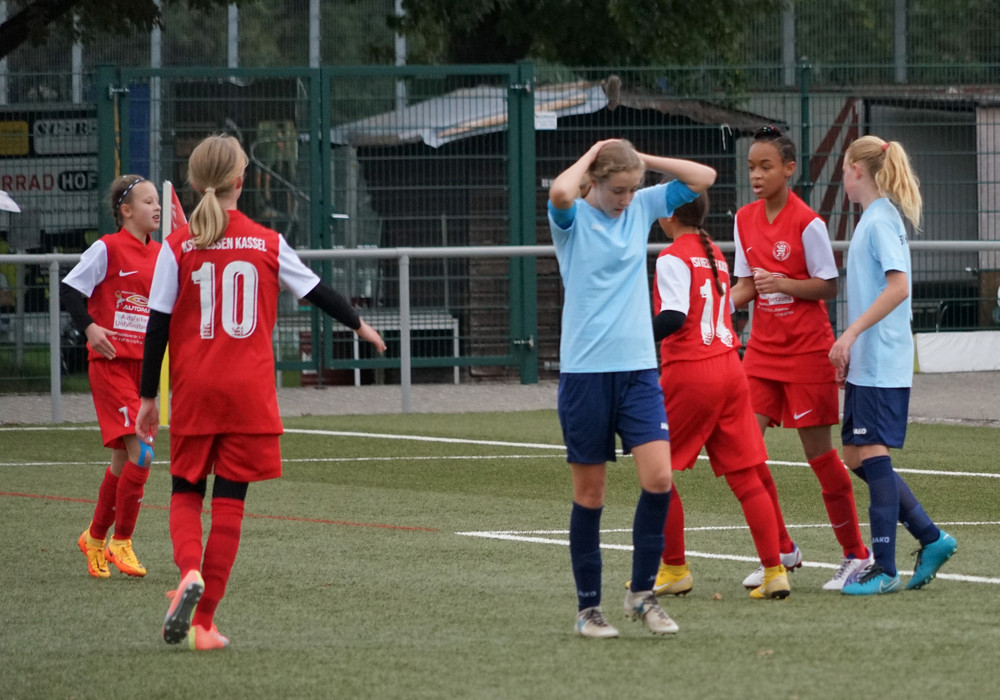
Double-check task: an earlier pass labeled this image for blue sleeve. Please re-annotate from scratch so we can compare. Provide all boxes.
[662,180,699,216]
[548,200,576,229]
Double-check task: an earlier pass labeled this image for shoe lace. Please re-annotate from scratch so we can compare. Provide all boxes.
[832,557,854,580]
[114,542,140,567]
[856,563,884,583]
[641,594,670,622]
[585,608,611,628]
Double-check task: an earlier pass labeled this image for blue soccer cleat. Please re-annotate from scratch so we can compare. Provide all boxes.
[906,531,957,590]
[841,563,901,596]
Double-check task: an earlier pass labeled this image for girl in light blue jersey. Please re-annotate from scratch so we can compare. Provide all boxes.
[548,139,715,637]
[830,135,956,595]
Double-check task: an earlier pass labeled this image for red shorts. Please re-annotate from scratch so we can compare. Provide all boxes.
[745,375,839,429]
[169,433,283,484]
[88,358,142,448]
[661,352,767,476]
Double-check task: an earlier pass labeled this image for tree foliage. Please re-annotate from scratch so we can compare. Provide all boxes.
[395,0,786,67]
[0,0,239,60]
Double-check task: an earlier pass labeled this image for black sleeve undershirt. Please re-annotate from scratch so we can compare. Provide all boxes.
[61,282,94,334]
[652,310,686,343]
[140,310,171,398]
[302,282,361,331]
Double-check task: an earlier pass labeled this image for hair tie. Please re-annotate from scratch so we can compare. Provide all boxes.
[114,177,145,210]
[881,142,890,152]
[204,187,216,194]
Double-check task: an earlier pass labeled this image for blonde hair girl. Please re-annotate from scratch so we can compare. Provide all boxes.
[187,134,249,249]
[844,135,923,231]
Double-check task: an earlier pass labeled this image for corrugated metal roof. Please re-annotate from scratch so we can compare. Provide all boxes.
[330,82,607,148]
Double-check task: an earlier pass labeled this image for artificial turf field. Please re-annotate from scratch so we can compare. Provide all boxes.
[1,411,998,699]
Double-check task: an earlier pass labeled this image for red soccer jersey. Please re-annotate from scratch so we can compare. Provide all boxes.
[63,229,161,362]
[733,191,836,383]
[653,233,740,366]
[150,211,319,436]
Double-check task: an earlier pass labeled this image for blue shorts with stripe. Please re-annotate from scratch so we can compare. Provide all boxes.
[557,369,669,464]
[841,382,910,449]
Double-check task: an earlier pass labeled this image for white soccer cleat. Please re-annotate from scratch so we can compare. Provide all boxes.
[575,606,619,639]
[823,552,874,591]
[623,589,679,635]
[743,545,803,588]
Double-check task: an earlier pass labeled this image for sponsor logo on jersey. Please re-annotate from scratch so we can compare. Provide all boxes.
[119,270,138,277]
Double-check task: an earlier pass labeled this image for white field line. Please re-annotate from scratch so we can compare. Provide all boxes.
[3,425,1000,479]
[455,521,1000,586]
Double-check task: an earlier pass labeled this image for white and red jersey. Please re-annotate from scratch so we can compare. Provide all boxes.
[62,229,161,362]
[733,190,837,383]
[148,210,320,436]
[653,233,739,366]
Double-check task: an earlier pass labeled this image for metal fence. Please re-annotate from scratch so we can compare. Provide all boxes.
[2,61,999,394]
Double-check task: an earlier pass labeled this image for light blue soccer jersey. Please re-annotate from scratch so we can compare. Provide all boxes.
[549,180,697,372]
[845,197,914,388]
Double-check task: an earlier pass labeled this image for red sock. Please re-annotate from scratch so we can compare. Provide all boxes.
[755,463,795,554]
[193,497,245,629]
[90,466,119,540]
[809,449,868,559]
[170,491,205,575]
[661,486,686,566]
[726,468,780,568]
[111,461,148,541]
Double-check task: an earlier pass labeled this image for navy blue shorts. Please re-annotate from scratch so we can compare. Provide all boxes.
[557,369,669,464]
[841,383,910,449]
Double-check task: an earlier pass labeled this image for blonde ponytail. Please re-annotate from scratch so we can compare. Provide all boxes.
[187,134,248,249]
[846,136,923,231]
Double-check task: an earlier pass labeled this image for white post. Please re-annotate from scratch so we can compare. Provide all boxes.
[72,16,83,103]
[0,2,8,105]
[150,2,163,187]
[309,0,320,68]
[227,4,239,68]
[395,0,407,112]
[782,3,796,88]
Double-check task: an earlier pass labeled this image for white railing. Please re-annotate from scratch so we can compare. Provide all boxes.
[3,239,999,419]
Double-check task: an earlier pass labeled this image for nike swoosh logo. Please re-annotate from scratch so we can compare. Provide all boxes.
[793,409,813,420]
[119,270,139,277]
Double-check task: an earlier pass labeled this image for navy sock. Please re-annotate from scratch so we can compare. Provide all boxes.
[852,466,940,546]
[569,502,603,611]
[861,456,899,576]
[630,489,671,593]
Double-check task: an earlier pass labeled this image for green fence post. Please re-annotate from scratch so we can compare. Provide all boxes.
[95,64,119,235]
[510,60,538,384]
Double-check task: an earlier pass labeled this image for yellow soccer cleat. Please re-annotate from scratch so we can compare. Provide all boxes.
[104,538,147,577]
[78,526,110,579]
[749,564,791,600]
[653,563,694,596]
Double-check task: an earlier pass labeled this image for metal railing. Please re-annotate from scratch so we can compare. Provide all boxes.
[3,238,1000,419]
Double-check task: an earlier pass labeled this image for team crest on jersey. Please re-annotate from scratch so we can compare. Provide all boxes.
[772,241,791,261]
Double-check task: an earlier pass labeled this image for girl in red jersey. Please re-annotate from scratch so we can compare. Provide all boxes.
[62,175,161,579]
[652,192,789,599]
[135,134,386,650]
[731,125,871,591]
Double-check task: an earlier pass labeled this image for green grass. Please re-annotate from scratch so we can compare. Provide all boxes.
[1,414,998,699]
